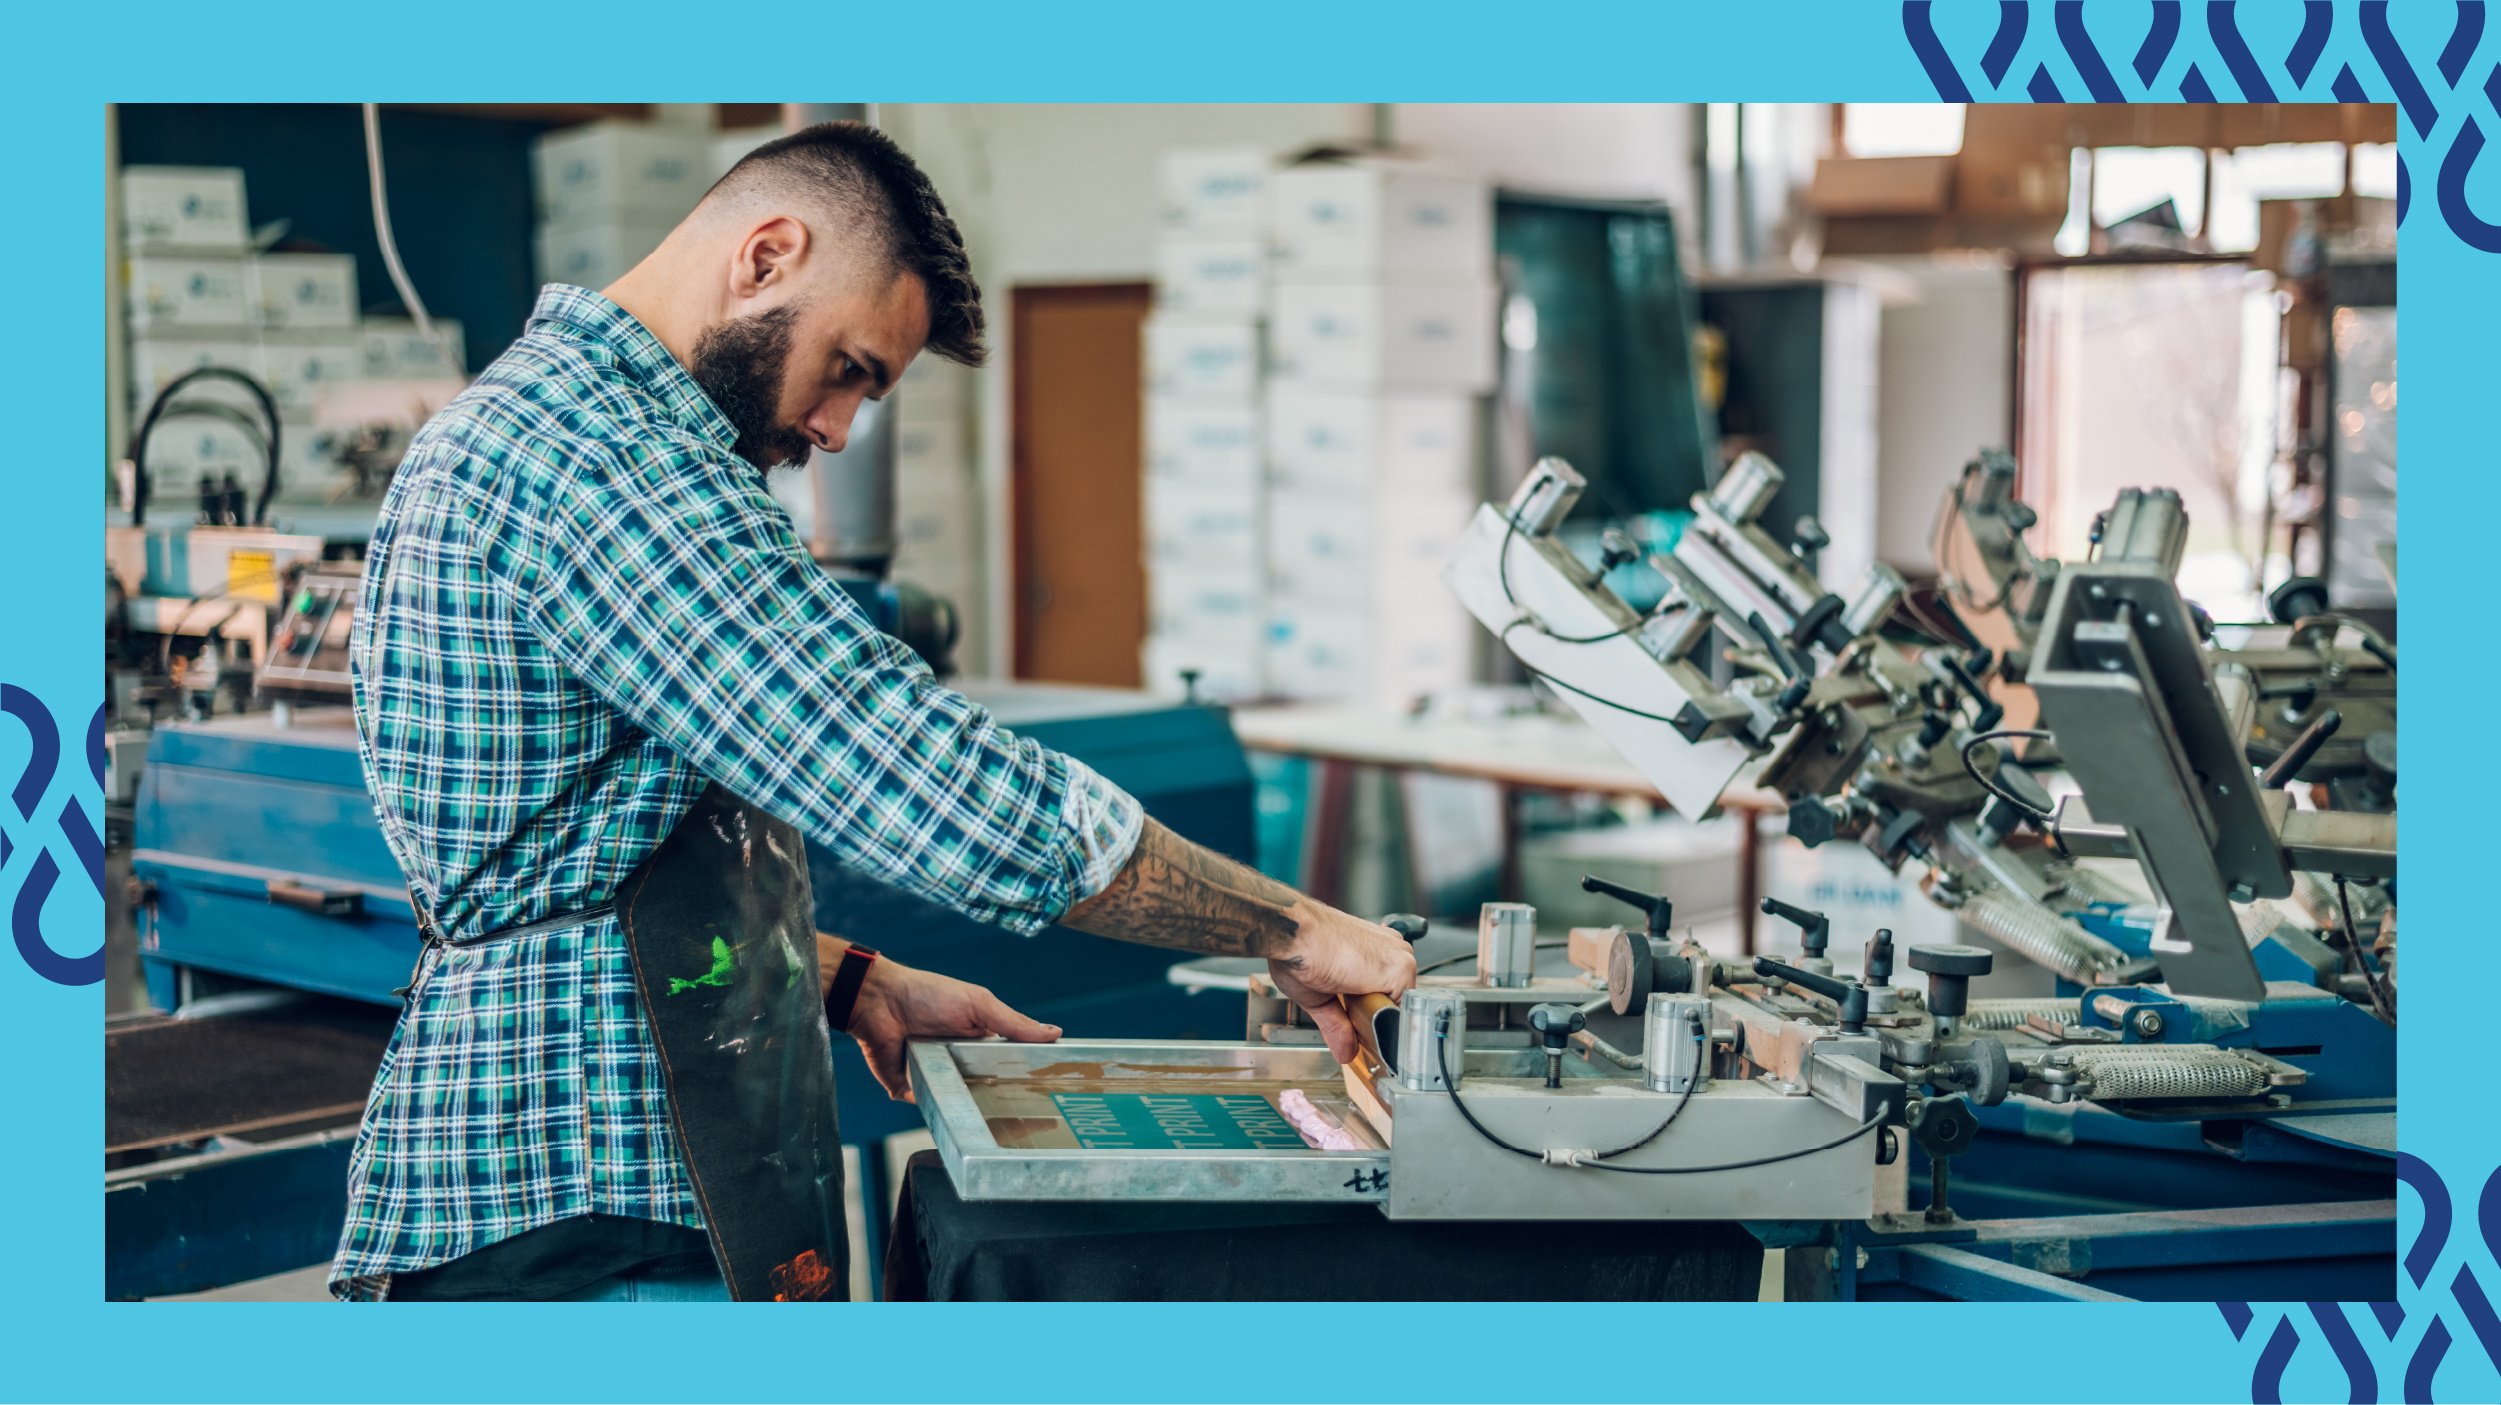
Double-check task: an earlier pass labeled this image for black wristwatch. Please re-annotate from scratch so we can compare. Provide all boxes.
[824,942,881,1033]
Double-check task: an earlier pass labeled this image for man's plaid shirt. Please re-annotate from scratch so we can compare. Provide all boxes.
[331,285,1143,1299]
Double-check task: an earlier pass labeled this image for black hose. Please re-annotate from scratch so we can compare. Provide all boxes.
[128,366,283,528]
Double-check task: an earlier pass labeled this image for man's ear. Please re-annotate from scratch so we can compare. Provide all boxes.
[731,215,809,299]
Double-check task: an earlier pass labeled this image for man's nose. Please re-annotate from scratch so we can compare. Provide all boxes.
[808,401,859,455]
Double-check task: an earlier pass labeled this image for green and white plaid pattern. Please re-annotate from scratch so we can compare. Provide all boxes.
[330,286,1142,1300]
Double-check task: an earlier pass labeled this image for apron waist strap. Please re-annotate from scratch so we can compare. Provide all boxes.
[442,902,618,948]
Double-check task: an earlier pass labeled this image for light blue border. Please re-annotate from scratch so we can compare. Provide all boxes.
[5,2,2492,1400]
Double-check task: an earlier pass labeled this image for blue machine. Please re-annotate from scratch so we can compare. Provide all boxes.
[114,683,1256,1296]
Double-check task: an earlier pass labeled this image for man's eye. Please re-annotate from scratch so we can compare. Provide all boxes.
[840,356,860,380]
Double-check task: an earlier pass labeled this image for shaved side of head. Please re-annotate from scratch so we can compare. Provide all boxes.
[697,122,987,367]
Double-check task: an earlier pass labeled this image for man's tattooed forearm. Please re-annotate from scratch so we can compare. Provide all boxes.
[1062,820,1305,960]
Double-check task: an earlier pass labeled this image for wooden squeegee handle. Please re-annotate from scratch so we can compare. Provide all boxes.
[1338,913,1430,1072]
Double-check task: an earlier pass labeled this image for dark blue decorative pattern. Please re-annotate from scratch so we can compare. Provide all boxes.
[2439,2,2487,87]
[2135,0,2183,84]
[2287,0,2336,86]
[2363,0,2440,138]
[0,685,106,987]
[2209,1,2278,101]
[2054,1,2123,100]
[1981,0,2029,85]
[1900,0,2501,257]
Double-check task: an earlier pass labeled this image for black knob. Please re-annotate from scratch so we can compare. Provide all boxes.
[1790,592,1854,654]
[2261,707,2342,790]
[1598,528,1640,573]
[1528,1003,1586,1051]
[1382,914,1430,945]
[1916,710,1952,749]
[1753,957,1868,1034]
[1909,943,1994,1018]
[1941,652,2003,732]
[2007,502,2037,531]
[1760,897,1830,958]
[1792,516,1831,553]
[1178,668,1203,705]
[2268,575,2331,626]
[1865,929,1895,988]
[1580,875,1672,939]
[1786,798,1840,849]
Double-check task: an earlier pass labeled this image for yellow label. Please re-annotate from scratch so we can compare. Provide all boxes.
[227,549,281,603]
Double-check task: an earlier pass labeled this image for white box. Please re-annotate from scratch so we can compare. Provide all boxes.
[1161,148,1271,234]
[120,166,249,251]
[140,415,265,484]
[1263,605,1473,708]
[1143,633,1263,701]
[249,252,359,330]
[1520,816,1745,934]
[1264,486,1477,612]
[1144,316,1261,400]
[1147,565,1269,699]
[893,414,968,482]
[126,253,252,331]
[128,334,259,417]
[532,122,713,224]
[1146,481,1262,572]
[254,332,364,416]
[1155,236,1266,317]
[1149,567,1266,638]
[1146,399,1260,491]
[1263,387,1478,496]
[1269,160,1491,280]
[536,217,677,289]
[897,355,974,416]
[1761,835,1965,963]
[709,125,785,183]
[272,415,346,500]
[893,495,977,564]
[360,318,468,378]
[1267,281,1498,391]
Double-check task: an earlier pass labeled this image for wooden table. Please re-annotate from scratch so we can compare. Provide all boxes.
[1230,704,1787,954]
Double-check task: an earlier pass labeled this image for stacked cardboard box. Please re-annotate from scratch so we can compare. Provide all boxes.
[1141,148,1275,701]
[120,165,468,507]
[887,358,987,664]
[531,120,714,290]
[1259,156,1492,710]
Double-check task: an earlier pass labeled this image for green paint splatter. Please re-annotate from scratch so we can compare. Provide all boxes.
[669,936,736,996]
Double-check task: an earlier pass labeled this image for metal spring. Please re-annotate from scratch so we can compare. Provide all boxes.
[1961,998,2080,1031]
[1957,890,2129,984]
[2067,1048,2268,1101]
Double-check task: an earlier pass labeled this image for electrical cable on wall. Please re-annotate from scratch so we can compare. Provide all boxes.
[363,103,442,350]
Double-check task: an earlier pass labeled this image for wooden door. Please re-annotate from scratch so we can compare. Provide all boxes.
[1010,283,1151,687]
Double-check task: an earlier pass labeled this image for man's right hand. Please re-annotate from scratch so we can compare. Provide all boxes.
[1061,818,1419,1063]
[1268,902,1416,1064]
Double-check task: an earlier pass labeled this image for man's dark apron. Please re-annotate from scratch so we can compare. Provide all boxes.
[411,784,846,1301]
[614,785,847,1301]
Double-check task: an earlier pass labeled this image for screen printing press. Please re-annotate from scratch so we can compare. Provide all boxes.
[901,453,2397,1303]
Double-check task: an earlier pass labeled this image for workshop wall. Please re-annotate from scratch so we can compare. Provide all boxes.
[1872,260,2013,571]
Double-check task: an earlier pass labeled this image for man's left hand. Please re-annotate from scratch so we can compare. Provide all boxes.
[820,935,1061,1102]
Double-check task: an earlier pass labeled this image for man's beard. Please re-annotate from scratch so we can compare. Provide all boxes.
[689,302,812,472]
